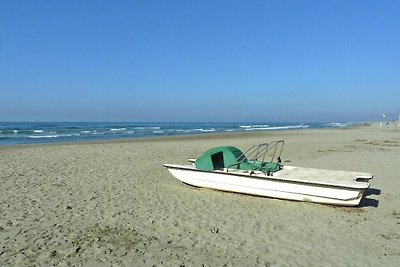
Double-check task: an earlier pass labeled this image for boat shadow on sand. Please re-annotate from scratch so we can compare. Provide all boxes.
[359,188,381,208]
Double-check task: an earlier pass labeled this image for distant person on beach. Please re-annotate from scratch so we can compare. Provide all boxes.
[380,112,386,128]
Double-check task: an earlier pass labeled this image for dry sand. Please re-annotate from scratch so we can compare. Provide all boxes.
[1,124,399,266]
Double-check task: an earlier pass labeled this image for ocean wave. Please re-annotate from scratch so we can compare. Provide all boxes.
[239,124,269,128]
[322,122,348,127]
[184,128,215,133]
[134,126,161,130]
[0,130,16,134]
[1,129,39,134]
[27,133,81,139]
[110,128,127,131]
[244,125,309,131]
[244,127,270,131]
[28,135,61,139]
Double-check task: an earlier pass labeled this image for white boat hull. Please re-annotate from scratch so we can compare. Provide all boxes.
[163,164,372,206]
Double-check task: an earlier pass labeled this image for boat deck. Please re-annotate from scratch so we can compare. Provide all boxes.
[273,166,372,189]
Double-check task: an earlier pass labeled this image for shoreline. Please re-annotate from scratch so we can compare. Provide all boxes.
[0,122,374,150]
[0,121,376,148]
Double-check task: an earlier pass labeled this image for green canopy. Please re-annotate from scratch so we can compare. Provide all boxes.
[195,146,281,173]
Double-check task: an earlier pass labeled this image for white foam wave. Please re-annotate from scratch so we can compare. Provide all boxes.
[240,124,269,128]
[28,133,80,139]
[110,128,127,131]
[134,126,161,130]
[244,127,270,131]
[323,122,348,127]
[28,135,61,139]
[153,130,164,134]
[244,125,309,131]
[33,130,44,133]
[184,128,215,133]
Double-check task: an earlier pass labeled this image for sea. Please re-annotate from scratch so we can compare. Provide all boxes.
[0,121,362,146]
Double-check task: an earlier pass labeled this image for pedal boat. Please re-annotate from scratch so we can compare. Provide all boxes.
[163,141,373,206]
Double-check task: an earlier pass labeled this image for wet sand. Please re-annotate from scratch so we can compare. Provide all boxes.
[1,124,399,266]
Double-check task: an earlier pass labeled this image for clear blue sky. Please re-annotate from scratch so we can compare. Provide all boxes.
[1,0,399,122]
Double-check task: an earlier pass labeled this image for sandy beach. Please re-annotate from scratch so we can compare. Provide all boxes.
[1,124,399,266]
